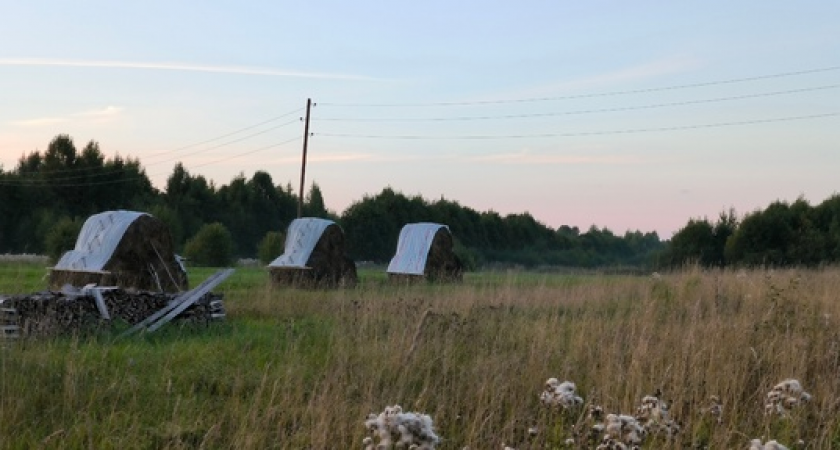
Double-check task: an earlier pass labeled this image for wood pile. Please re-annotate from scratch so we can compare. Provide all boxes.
[50,214,187,292]
[0,289,224,339]
[270,223,358,288]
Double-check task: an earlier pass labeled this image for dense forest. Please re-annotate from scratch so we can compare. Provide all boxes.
[2,135,838,270]
[662,196,840,268]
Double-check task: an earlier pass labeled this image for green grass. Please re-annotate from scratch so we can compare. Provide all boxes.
[2,264,839,448]
[0,262,51,293]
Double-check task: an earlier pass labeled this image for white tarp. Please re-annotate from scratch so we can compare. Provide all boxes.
[386,222,448,275]
[54,210,147,272]
[268,218,336,269]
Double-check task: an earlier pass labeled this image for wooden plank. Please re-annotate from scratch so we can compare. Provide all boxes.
[146,269,233,332]
[209,298,225,320]
[1,304,19,339]
[1,325,20,338]
[90,288,111,320]
[120,268,233,336]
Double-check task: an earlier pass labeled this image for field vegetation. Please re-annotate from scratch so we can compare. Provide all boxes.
[2,264,839,448]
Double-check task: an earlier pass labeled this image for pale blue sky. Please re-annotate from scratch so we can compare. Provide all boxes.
[1,1,838,237]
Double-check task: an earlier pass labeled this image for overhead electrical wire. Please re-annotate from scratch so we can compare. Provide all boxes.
[189,136,302,169]
[140,107,304,161]
[0,136,302,188]
[3,65,837,187]
[315,85,840,122]
[315,66,838,140]
[5,116,302,184]
[317,113,838,140]
[140,119,299,167]
[319,65,840,107]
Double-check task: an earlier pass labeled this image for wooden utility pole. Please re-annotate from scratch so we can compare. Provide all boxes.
[298,98,312,218]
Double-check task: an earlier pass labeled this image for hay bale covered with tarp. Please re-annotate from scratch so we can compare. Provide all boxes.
[387,222,463,283]
[50,210,187,292]
[268,218,357,288]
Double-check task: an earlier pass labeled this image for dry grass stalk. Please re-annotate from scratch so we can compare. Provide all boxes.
[4,266,840,448]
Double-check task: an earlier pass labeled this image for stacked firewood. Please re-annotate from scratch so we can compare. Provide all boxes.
[0,289,225,338]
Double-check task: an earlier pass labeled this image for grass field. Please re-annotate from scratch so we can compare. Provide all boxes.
[1,264,839,449]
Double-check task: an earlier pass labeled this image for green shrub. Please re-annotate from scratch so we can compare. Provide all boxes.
[453,241,478,271]
[183,222,234,267]
[44,216,83,263]
[257,231,285,265]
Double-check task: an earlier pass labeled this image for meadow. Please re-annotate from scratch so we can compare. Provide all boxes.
[1,263,839,449]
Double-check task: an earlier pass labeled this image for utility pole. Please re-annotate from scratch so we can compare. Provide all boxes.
[298,98,312,218]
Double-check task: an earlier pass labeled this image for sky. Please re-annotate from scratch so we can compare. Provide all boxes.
[1,1,838,239]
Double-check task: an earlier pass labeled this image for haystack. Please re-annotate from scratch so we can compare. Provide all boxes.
[387,222,463,283]
[50,210,187,292]
[268,218,357,288]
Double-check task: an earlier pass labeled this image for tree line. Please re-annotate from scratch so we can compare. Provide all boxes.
[11,135,837,270]
[662,196,840,268]
[341,188,663,269]
[0,135,668,269]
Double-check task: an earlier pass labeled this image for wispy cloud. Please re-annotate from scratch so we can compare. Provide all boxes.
[466,149,643,165]
[75,106,123,119]
[554,56,705,92]
[10,105,124,127]
[479,55,704,101]
[0,58,386,81]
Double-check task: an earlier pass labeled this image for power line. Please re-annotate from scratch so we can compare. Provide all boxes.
[317,112,838,140]
[189,136,302,169]
[7,119,300,184]
[141,107,304,161]
[319,65,840,107]
[141,119,300,167]
[9,107,304,178]
[0,136,303,188]
[315,85,840,122]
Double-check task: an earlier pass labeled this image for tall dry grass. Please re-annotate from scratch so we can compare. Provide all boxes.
[2,266,840,448]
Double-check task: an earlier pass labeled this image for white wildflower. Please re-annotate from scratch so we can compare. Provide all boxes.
[584,404,643,448]
[635,394,679,439]
[750,438,789,450]
[604,414,645,446]
[362,436,375,450]
[596,436,638,449]
[363,404,440,449]
[540,378,583,410]
[765,379,811,416]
